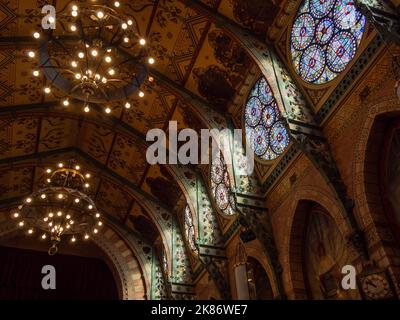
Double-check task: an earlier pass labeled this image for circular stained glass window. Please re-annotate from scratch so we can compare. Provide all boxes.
[244,78,290,161]
[291,0,366,84]
[210,152,236,216]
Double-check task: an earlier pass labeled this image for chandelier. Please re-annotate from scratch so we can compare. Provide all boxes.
[12,162,103,255]
[27,1,155,113]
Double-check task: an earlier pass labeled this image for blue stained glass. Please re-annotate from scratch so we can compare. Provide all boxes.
[210,152,236,216]
[290,0,366,84]
[244,78,290,161]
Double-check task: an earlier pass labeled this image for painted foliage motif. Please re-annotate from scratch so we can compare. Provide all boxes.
[290,0,366,84]
[244,77,290,161]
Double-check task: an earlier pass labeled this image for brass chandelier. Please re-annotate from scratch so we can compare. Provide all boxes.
[12,162,102,255]
[27,0,155,113]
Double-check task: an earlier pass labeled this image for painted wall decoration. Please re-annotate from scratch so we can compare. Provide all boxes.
[290,0,366,84]
[229,0,280,37]
[304,206,360,299]
[244,77,290,161]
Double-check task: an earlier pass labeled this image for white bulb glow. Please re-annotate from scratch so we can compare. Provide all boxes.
[33,32,40,39]
[44,87,51,94]
[85,173,91,178]
[28,51,35,58]
[101,77,107,84]
[95,213,100,218]
[57,211,62,216]
[121,23,128,29]
[18,221,24,227]
[139,91,144,98]
[33,70,40,77]
[13,213,19,218]
[123,37,129,43]
[70,25,77,32]
[72,5,78,11]
[26,198,32,203]
[139,39,146,46]
[57,194,63,199]
[124,102,131,109]
[88,205,93,210]
[91,49,98,57]
[148,57,155,64]
[97,11,104,19]
[105,56,112,63]
[41,194,46,199]
[71,237,76,242]
[84,106,90,113]
[42,234,47,239]
[63,99,70,106]
[72,10,78,17]
[71,61,78,68]
[84,234,89,240]
[114,1,120,7]
[75,73,81,80]
[105,107,111,114]
[75,165,80,170]
[108,69,115,76]
[85,183,90,188]
[78,52,84,59]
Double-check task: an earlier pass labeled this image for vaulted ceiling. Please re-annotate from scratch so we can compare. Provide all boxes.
[0,0,285,247]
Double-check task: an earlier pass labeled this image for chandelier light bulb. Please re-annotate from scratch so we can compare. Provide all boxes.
[75,198,80,203]
[84,106,90,113]
[47,178,51,183]
[63,99,70,106]
[114,1,120,7]
[91,49,98,57]
[58,163,63,168]
[127,20,133,25]
[44,87,51,94]
[148,76,154,82]
[75,73,81,80]
[13,212,19,218]
[85,173,91,178]
[70,220,74,225]
[101,77,107,84]
[105,56,112,63]
[28,51,35,58]
[78,52,85,59]
[75,165,80,170]
[72,10,78,17]
[105,107,111,114]
[108,69,115,76]
[44,217,48,222]
[139,91,144,98]
[33,70,40,77]
[57,194,63,199]
[28,229,34,234]
[71,236,76,242]
[33,32,40,39]
[97,11,104,19]
[26,198,32,203]
[139,38,146,46]
[41,234,47,239]
[123,37,129,43]
[41,194,46,199]
[98,221,102,226]
[57,211,62,216]
[95,213,100,218]
[49,213,53,218]
[85,183,90,188]
[93,229,98,234]
[88,205,93,210]
[46,168,51,173]
[124,102,131,109]
[72,5,78,11]
[18,221,24,227]
[48,222,53,227]
[84,234,89,240]
[70,25,77,32]
[121,23,128,30]
[66,214,71,219]
[71,61,78,68]
[148,57,155,64]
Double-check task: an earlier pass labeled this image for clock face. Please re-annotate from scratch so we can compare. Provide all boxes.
[361,274,391,300]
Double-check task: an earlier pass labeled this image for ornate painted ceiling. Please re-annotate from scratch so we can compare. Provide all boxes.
[0,0,285,247]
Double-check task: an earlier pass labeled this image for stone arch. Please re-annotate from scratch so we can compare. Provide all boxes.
[244,239,280,298]
[0,220,147,300]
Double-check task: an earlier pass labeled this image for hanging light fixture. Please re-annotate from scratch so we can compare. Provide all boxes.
[28,1,154,113]
[12,161,103,255]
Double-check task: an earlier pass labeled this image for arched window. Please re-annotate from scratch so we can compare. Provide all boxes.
[184,205,198,255]
[210,152,236,216]
[290,0,366,84]
[244,77,290,161]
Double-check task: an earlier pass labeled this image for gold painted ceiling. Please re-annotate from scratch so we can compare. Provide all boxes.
[0,0,284,244]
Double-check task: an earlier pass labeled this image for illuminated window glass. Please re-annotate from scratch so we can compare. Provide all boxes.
[290,0,366,84]
[210,152,236,216]
[244,77,290,161]
[184,205,198,255]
